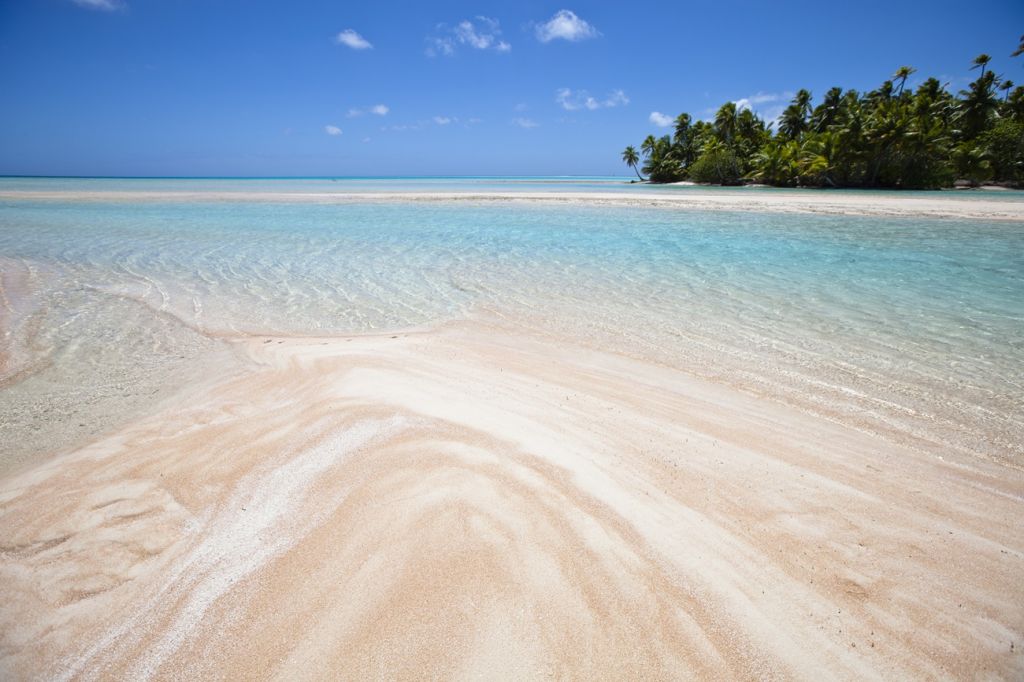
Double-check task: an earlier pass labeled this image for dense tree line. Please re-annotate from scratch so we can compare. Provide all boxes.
[622,40,1024,189]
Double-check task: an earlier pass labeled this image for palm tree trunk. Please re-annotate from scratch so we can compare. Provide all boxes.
[632,164,643,181]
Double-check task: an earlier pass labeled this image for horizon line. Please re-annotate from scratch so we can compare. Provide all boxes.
[0,174,632,180]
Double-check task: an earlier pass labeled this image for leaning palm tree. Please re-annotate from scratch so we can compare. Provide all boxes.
[621,145,643,180]
[893,66,916,96]
[999,79,1015,101]
[971,54,992,79]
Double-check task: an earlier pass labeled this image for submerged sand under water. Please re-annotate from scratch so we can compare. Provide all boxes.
[0,321,1021,679]
[1,189,1023,679]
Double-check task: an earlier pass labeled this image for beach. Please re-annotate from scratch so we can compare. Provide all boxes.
[3,185,1024,221]
[1,183,1023,679]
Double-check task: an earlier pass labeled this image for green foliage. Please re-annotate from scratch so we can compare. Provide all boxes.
[688,146,742,185]
[983,119,1024,183]
[622,40,1024,188]
[640,135,683,183]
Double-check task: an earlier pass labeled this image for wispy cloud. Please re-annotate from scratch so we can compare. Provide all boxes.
[336,29,372,50]
[649,111,673,128]
[433,116,453,125]
[535,10,599,43]
[347,104,389,118]
[382,123,421,132]
[734,92,788,108]
[426,16,511,57]
[71,0,125,10]
[555,88,628,111]
[512,117,539,129]
[324,125,343,136]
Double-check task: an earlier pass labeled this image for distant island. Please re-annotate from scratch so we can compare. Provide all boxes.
[622,39,1024,189]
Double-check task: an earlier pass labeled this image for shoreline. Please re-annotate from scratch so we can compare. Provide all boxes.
[1,320,1021,678]
[3,188,1024,221]
[1,192,1022,678]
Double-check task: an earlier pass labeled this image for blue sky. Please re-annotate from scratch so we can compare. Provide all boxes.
[1,0,1022,176]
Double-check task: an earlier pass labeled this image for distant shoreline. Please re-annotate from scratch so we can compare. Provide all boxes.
[3,187,1023,221]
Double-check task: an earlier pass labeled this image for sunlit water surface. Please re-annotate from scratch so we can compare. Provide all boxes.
[1,181,1022,469]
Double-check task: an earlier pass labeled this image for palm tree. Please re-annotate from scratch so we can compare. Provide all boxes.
[893,66,916,96]
[811,87,844,132]
[673,113,692,149]
[640,134,657,159]
[1012,35,1023,58]
[870,80,895,103]
[958,71,999,139]
[621,145,643,180]
[971,54,992,79]
[620,41,1021,188]
[640,136,682,183]
[779,89,812,140]
[714,102,738,144]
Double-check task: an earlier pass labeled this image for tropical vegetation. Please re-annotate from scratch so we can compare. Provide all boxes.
[622,40,1024,189]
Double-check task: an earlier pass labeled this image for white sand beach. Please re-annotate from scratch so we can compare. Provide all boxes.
[6,0,1024,676]
[1,190,1022,679]
[2,187,1024,221]
[0,321,1022,679]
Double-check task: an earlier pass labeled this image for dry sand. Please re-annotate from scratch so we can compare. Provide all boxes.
[1,317,1022,680]
[2,188,1024,221]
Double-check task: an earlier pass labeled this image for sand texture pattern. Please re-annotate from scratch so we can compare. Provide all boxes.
[1,321,1021,680]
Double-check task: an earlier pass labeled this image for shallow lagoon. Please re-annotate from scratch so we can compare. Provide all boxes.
[1,181,1023,468]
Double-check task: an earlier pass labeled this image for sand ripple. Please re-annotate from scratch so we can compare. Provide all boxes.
[1,322,1022,679]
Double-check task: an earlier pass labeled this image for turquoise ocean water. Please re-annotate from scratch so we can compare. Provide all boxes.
[1,178,1022,468]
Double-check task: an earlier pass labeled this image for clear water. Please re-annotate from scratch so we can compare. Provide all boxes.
[1,179,1022,469]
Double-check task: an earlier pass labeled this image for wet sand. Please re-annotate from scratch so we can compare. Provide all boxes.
[2,188,1024,221]
[1,319,1022,679]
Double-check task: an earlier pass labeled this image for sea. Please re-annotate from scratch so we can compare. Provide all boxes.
[1,177,1022,471]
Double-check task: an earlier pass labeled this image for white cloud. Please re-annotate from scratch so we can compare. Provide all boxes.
[433,116,453,125]
[324,125,343,136]
[72,0,124,10]
[649,111,673,128]
[347,104,389,118]
[733,91,791,112]
[535,10,599,43]
[731,91,792,129]
[556,88,628,111]
[427,37,455,57]
[336,29,372,50]
[426,17,511,56]
[513,117,539,129]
